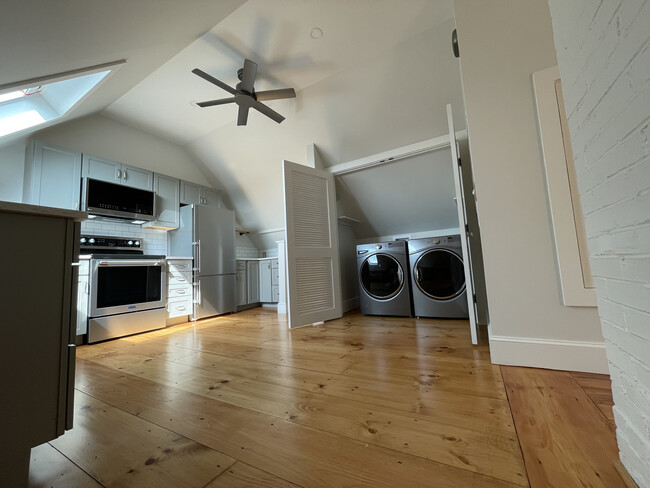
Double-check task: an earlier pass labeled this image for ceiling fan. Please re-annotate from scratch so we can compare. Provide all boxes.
[192,59,296,126]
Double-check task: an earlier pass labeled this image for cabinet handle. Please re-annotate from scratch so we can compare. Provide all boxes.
[116,168,122,180]
[123,169,128,181]
[176,289,186,294]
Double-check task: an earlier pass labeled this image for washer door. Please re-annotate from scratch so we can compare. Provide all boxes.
[360,253,404,300]
[414,249,465,300]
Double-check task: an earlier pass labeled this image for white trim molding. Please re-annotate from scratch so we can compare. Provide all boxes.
[489,335,609,374]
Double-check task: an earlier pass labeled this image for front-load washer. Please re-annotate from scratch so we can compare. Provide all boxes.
[408,235,469,318]
[357,240,412,317]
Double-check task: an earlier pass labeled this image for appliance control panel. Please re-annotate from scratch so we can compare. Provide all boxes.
[80,235,141,251]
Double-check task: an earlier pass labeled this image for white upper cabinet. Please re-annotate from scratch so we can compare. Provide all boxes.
[23,141,82,210]
[82,155,153,191]
[180,180,221,207]
[143,173,180,230]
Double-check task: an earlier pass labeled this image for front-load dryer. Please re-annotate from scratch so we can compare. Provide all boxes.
[357,240,412,317]
[408,235,469,318]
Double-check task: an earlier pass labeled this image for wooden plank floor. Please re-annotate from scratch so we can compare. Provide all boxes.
[27,309,622,487]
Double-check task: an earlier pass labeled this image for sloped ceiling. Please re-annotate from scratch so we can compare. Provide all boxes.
[102,0,465,246]
[0,0,245,147]
[3,0,466,247]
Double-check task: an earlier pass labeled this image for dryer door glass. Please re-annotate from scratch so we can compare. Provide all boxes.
[360,254,403,300]
[414,249,465,300]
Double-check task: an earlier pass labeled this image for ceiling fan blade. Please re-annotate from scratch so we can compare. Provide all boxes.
[192,68,237,95]
[196,97,236,108]
[237,105,250,126]
[254,88,296,102]
[252,101,285,124]
[239,59,258,94]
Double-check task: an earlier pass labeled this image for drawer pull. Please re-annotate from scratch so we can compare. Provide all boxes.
[176,305,186,311]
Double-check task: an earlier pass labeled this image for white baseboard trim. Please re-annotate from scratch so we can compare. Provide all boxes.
[489,335,610,374]
[342,296,359,314]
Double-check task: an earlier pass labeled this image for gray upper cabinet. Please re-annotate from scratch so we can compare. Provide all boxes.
[180,180,202,205]
[23,141,82,210]
[180,180,221,207]
[82,155,153,191]
[202,187,221,207]
[143,173,180,230]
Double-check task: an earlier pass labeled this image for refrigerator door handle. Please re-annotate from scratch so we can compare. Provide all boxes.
[192,239,201,273]
[193,281,201,305]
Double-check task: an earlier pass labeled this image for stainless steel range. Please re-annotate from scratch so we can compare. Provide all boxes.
[79,235,166,343]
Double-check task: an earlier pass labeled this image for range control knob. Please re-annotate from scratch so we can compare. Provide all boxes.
[134,240,140,246]
[376,244,382,249]
[80,237,87,244]
[433,238,440,244]
[88,238,95,244]
[128,240,133,245]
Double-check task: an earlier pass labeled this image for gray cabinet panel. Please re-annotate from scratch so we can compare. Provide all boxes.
[247,261,259,303]
[145,173,179,230]
[82,155,121,183]
[24,141,82,210]
[202,187,221,207]
[81,155,153,191]
[180,180,202,205]
[259,259,273,303]
[121,163,153,190]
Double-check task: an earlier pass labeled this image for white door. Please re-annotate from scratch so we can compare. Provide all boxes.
[283,160,342,328]
[447,104,479,345]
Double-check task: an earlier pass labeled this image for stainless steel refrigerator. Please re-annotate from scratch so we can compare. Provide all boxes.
[168,204,236,320]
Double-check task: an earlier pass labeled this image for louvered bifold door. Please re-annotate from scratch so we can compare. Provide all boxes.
[283,160,342,328]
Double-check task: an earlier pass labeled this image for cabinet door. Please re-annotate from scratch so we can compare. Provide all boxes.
[152,173,179,228]
[247,261,259,304]
[26,141,82,210]
[236,265,247,306]
[259,260,272,302]
[180,180,202,205]
[201,187,221,207]
[121,163,153,191]
[82,155,121,184]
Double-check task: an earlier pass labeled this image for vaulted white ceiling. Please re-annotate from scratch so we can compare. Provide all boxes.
[3,0,466,246]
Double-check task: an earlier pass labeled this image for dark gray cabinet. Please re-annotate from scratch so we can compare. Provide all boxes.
[0,201,84,487]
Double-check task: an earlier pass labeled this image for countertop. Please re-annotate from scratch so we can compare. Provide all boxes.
[166,256,193,260]
[237,257,278,261]
[0,200,87,221]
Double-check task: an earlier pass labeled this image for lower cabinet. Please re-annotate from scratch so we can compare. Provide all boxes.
[247,261,260,304]
[260,258,279,303]
[167,258,193,319]
[236,260,247,306]
[0,202,82,487]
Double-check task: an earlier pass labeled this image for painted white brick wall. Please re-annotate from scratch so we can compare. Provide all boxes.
[548,1,650,485]
[81,220,168,255]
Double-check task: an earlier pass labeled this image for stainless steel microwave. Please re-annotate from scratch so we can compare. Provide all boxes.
[83,178,155,221]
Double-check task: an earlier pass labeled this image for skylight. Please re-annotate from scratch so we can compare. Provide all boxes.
[0,60,125,138]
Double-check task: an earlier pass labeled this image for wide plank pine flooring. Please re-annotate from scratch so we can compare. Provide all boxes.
[27,308,623,487]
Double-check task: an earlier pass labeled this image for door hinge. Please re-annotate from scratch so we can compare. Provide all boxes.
[473,293,477,303]
[457,157,462,167]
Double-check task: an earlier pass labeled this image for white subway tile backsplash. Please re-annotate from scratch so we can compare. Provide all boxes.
[81,220,167,255]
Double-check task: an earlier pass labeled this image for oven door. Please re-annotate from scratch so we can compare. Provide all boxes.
[89,258,166,317]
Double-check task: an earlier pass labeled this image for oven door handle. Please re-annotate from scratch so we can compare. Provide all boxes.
[97,260,164,267]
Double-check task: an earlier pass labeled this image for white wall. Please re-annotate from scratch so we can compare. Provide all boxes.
[454,0,605,372]
[35,114,210,185]
[548,1,650,484]
[0,141,27,202]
